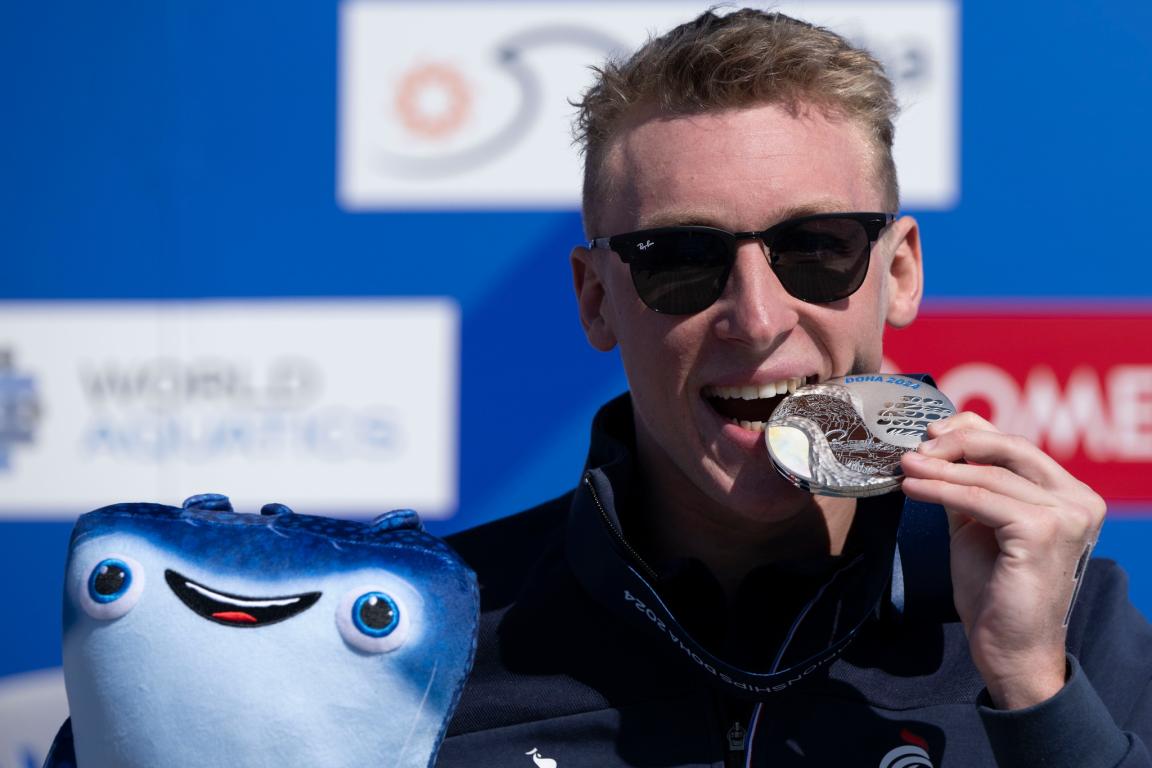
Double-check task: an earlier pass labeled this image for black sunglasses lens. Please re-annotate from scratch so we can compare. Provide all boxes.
[624,230,731,314]
[769,217,872,303]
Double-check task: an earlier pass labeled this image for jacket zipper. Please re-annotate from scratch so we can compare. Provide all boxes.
[584,473,753,764]
[583,473,661,581]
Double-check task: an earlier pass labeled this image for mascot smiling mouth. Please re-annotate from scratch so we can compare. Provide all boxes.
[165,569,321,627]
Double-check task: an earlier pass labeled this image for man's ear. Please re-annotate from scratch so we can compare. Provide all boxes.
[571,246,618,351]
[883,216,923,329]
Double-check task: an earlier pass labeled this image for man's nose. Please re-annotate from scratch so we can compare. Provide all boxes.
[710,241,800,350]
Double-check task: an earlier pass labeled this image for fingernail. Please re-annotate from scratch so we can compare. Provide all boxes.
[918,439,937,452]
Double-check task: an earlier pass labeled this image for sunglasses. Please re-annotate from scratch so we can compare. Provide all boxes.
[587,212,896,315]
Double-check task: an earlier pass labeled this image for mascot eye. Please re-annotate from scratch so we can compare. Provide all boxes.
[336,588,410,653]
[353,592,400,636]
[79,555,145,620]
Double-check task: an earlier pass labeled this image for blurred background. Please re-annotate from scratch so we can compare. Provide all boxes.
[3,1,1151,763]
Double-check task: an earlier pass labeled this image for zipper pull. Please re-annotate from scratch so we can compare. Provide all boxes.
[727,720,747,751]
[723,720,748,768]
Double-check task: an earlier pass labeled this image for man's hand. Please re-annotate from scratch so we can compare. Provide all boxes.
[900,412,1105,710]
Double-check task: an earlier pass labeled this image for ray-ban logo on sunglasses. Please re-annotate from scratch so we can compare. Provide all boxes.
[636,240,656,251]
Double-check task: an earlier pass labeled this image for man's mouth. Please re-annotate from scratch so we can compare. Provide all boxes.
[703,376,809,432]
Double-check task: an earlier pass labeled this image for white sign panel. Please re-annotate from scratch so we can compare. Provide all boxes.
[339,0,959,210]
[0,300,458,519]
[0,668,67,768]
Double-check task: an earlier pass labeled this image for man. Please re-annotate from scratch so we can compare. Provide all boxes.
[437,9,1152,766]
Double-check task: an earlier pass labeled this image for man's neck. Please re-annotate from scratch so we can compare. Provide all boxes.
[628,466,858,600]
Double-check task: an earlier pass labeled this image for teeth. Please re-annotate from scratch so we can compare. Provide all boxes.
[704,377,809,433]
[704,377,806,400]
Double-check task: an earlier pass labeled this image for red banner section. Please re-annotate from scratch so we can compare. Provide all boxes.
[883,308,1152,503]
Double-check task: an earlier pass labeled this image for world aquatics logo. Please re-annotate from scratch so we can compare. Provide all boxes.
[0,349,41,471]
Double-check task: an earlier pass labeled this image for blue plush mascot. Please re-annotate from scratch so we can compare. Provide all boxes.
[43,494,479,768]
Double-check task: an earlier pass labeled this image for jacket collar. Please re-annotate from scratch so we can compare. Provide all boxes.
[564,394,909,693]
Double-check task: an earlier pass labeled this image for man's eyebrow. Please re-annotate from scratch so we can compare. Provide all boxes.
[639,211,723,228]
[768,201,854,224]
[638,200,854,230]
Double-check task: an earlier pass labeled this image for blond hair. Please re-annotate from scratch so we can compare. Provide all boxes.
[574,8,900,228]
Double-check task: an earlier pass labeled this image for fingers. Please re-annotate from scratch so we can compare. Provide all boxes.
[902,451,1051,519]
[916,414,1070,489]
[901,411,1107,535]
[926,410,998,436]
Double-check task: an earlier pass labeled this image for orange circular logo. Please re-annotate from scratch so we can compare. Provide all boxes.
[394,62,471,140]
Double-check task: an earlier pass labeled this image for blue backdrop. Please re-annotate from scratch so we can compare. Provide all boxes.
[2,0,1151,742]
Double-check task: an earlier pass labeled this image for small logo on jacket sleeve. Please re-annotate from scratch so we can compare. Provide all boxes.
[878,729,933,767]
[525,747,558,767]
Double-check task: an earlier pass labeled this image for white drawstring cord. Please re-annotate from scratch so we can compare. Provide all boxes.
[743,702,763,768]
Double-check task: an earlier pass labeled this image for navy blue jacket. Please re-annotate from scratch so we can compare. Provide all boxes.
[439,396,1152,767]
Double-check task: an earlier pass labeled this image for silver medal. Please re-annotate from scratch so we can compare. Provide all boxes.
[766,374,956,497]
